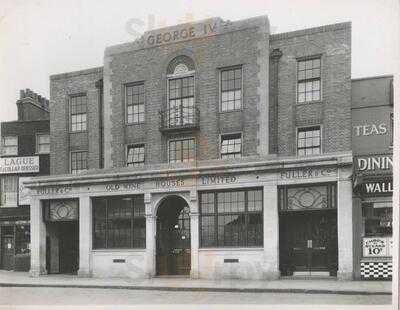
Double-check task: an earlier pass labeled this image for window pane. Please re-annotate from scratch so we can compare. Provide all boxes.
[297,127,321,156]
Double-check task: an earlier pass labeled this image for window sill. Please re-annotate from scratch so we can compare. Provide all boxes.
[219,109,243,114]
[92,248,146,253]
[69,130,87,134]
[296,100,324,106]
[126,122,145,126]
[199,247,263,252]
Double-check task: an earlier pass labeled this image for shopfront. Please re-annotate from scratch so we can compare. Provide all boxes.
[353,154,393,280]
[25,156,354,280]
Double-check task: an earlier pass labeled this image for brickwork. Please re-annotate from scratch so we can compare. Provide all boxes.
[49,67,103,174]
[270,22,352,155]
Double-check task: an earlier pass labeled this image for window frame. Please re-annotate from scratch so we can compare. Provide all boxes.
[69,93,88,133]
[166,72,196,127]
[70,150,88,174]
[0,175,19,207]
[35,133,50,154]
[126,144,146,167]
[168,137,196,163]
[125,81,146,125]
[199,188,264,248]
[2,136,18,156]
[92,195,146,249]
[296,125,322,157]
[296,56,322,104]
[219,65,243,113]
[220,132,243,159]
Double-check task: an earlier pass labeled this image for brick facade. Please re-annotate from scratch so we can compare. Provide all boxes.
[49,17,352,174]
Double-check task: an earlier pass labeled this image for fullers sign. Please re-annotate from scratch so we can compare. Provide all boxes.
[145,21,217,47]
[0,156,39,174]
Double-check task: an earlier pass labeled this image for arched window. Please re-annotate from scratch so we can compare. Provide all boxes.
[166,56,196,127]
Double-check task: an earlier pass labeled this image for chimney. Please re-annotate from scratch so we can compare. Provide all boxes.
[17,89,50,121]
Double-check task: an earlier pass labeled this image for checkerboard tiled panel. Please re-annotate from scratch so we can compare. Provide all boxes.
[361,262,392,280]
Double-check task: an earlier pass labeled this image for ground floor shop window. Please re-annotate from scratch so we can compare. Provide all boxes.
[92,195,145,249]
[199,188,263,247]
[15,224,30,255]
[362,202,392,236]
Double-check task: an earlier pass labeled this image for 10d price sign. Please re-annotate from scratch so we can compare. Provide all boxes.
[363,237,392,257]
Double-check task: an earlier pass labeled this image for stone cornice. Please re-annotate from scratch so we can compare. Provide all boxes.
[24,153,352,188]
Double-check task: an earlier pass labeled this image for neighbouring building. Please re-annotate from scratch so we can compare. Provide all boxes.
[351,75,394,280]
[25,16,355,280]
[0,89,50,271]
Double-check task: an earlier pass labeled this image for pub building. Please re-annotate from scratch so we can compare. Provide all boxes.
[0,90,50,271]
[351,75,394,280]
[24,16,356,280]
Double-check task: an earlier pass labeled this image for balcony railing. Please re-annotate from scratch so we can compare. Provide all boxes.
[159,106,200,132]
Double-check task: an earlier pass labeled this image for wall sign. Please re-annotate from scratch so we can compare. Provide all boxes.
[155,178,185,189]
[362,180,393,194]
[200,175,237,185]
[353,123,388,136]
[105,182,141,192]
[355,155,392,173]
[280,167,336,180]
[0,156,39,174]
[363,237,392,257]
[36,186,72,195]
[145,21,217,47]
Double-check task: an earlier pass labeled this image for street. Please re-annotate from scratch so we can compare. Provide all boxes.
[0,287,391,305]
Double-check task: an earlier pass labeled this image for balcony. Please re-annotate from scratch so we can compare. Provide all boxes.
[159,106,200,133]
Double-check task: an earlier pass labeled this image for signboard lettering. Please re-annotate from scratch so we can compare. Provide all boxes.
[105,182,141,192]
[363,237,392,257]
[356,155,392,172]
[36,186,72,195]
[145,22,217,47]
[155,179,185,189]
[364,181,393,194]
[0,156,39,174]
[201,175,237,185]
[353,123,388,136]
[280,167,336,179]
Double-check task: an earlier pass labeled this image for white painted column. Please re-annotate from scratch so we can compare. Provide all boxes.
[145,193,156,278]
[78,195,92,277]
[263,184,280,279]
[189,190,199,279]
[29,198,46,277]
[337,177,354,280]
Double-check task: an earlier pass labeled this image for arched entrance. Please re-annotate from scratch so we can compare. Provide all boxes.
[156,195,191,276]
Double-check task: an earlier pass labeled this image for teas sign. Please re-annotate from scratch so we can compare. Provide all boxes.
[363,237,392,257]
[0,156,39,174]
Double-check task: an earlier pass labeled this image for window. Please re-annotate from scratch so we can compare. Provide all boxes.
[15,225,30,254]
[221,134,242,159]
[127,144,145,167]
[92,196,145,249]
[70,151,88,174]
[200,189,263,247]
[0,175,18,206]
[297,58,321,103]
[36,134,50,154]
[297,127,321,156]
[70,94,87,132]
[126,83,145,124]
[221,67,242,111]
[2,136,18,155]
[168,76,195,126]
[363,202,392,237]
[169,138,195,163]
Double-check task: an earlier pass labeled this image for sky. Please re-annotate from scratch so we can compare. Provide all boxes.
[0,0,399,122]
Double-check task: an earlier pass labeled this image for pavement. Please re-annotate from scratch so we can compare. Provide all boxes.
[0,271,392,295]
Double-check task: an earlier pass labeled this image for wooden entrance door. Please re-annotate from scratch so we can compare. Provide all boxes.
[1,235,15,270]
[58,222,79,274]
[156,197,191,276]
[279,210,337,276]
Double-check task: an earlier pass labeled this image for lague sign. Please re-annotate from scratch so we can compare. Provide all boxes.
[0,156,39,174]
